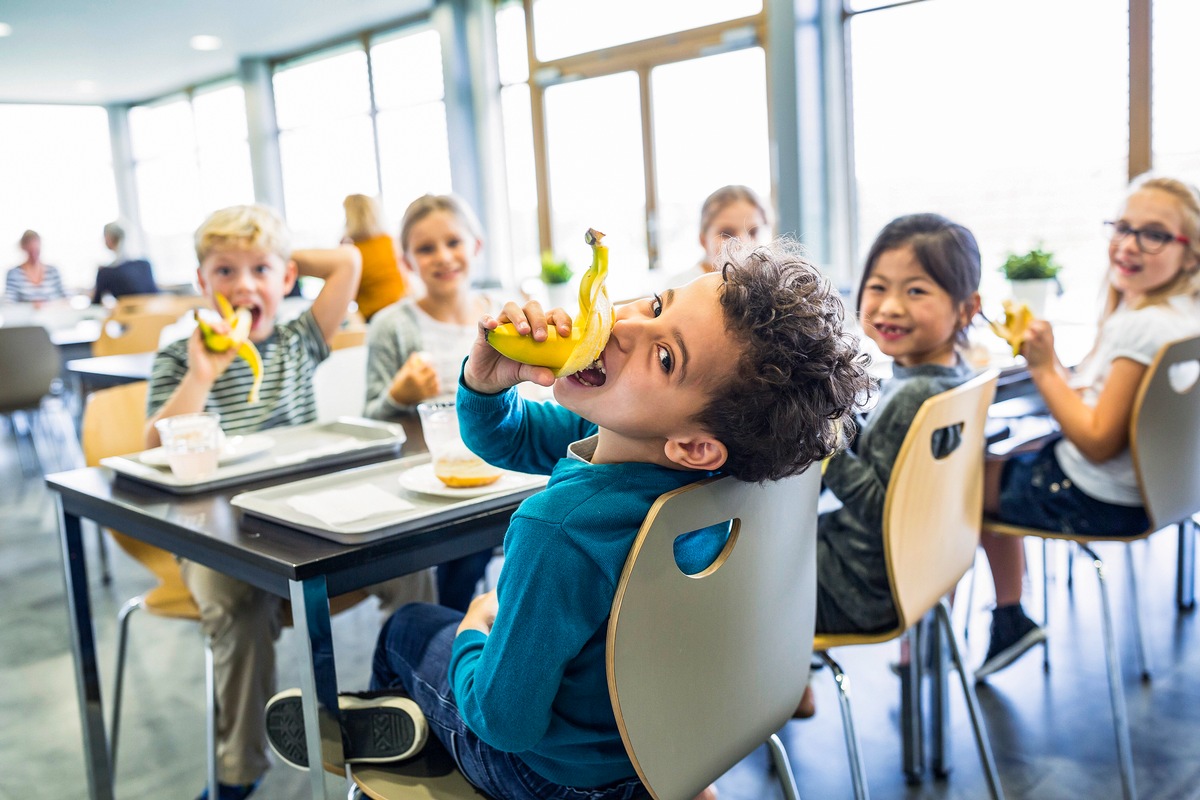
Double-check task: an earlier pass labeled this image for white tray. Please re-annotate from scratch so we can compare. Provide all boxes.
[101,417,406,495]
[231,454,548,544]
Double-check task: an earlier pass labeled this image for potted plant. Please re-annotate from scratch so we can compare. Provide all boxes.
[999,246,1062,318]
[540,251,575,309]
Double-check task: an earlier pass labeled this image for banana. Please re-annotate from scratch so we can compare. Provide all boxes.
[988,299,1035,357]
[194,293,263,402]
[488,228,614,377]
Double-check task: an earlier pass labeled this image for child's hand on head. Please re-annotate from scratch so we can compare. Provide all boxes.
[1019,319,1057,371]
[185,325,240,387]
[390,351,440,405]
[464,300,573,394]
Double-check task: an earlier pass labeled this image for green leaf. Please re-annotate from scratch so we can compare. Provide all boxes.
[999,246,1062,280]
[540,250,573,284]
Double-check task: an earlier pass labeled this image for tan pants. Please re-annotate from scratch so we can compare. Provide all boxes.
[180,559,437,785]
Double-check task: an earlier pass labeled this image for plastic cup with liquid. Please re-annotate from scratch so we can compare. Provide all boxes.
[154,412,222,481]
[416,401,502,488]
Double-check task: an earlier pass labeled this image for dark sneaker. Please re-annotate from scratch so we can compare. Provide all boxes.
[194,781,259,800]
[265,689,427,770]
[975,605,1047,680]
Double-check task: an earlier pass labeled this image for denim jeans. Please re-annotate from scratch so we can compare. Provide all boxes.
[371,603,647,800]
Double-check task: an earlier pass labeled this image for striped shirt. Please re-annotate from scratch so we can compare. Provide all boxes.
[148,309,330,434]
[5,264,67,303]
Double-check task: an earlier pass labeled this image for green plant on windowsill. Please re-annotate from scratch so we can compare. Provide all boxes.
[999,246,1062,282]
[540,251,573,285]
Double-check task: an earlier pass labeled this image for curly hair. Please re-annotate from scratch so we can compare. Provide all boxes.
[694,238,872,483]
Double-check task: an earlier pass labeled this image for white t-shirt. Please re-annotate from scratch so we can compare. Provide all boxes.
[1056,294,1200,506]
[413,303,491,399]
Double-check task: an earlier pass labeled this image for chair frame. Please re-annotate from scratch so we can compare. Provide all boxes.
[353,469,824,800]
[981,333,1200,800]
[814,370,1004,800]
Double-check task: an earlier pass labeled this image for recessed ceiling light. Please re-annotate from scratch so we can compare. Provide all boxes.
[190,35,222,51]
[75,80,99,94]
[0,23,13,37]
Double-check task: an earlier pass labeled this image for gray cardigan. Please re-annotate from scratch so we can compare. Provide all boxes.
[816,359,974,634]
[363,300,425,421]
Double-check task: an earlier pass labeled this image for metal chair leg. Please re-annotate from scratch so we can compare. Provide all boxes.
[963,550,977,642]
[1079,544,1138,800]
[936,600,1005,800]
[206,638,219,800]
[1041,539,1051,673]
[930,610,951,779]
[1177,518,1196,611]
[767,733,802,800]
[95,527,112,586]
[1125,543,1151,681]
[109,597,142,772]
[820,651,870,800]
[901,623,924,785]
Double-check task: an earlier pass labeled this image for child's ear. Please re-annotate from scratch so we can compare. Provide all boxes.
[195,266,208,294]
[961,291,982,328]
[664,434,728,472]
[282,259,299,294]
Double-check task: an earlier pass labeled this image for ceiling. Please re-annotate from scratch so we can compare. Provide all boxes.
[0,0,433,105]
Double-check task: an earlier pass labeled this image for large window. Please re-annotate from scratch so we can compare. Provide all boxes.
[507,0,770,297]
[496,2,540,283]
[849,0,1128,321]
[274,28,452,250]
[274,46,379,249]
[129,84,254,285]
[1152,0,1200,179]
[0,105,118,293]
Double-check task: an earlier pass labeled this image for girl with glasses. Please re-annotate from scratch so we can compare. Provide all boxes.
[976,174,1200,680]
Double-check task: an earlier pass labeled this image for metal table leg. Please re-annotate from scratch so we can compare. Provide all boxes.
[289,577,346,800]
[57,499,115,800]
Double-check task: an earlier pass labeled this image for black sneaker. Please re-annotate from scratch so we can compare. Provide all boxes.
[265,689,428,770]
[975,605,1047,680]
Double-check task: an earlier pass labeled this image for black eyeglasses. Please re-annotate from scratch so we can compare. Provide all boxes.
[1104,220,1191,255]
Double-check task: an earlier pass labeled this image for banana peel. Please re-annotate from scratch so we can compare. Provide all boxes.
[989,299,1035,357]
[488,228,614,377]
[194,293,263,402]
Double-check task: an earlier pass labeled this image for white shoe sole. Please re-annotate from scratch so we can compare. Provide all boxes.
[974,627,1048,680]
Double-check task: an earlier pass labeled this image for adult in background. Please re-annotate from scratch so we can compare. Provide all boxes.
[5,230,66,304]
[343,194,407,321]
[93,221,158,304]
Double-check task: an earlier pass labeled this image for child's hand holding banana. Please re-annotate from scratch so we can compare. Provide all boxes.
[193,293,264,403]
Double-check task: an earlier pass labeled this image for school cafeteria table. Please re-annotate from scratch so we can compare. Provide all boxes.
[66,352,154,391]
[48,418,523,800]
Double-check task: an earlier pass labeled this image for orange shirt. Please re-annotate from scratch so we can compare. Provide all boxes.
[353,234,406,320]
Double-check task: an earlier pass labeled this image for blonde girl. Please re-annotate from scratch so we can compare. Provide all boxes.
[662,184,771,288]
[343,194,407,320]
[364,193,496,610]
[977,174,1200,679]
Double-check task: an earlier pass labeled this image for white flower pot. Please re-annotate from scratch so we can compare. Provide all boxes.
[1009,278,1056,319]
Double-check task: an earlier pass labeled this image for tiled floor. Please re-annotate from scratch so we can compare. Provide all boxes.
[4,401,1200,799]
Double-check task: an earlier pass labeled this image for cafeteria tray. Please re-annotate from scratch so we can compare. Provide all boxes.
[100,417,406,495]
[230,453,548,544]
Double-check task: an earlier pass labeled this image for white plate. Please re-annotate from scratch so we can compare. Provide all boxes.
[139,434,275,468]
[398,462,534,499]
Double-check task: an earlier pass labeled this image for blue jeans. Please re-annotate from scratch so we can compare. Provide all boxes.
[371,603,646,800]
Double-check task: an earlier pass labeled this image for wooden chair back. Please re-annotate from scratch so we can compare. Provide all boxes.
[1130,334,1200,530]
[93,312,179,356]
[0,325,61,414]
[884,370,998,632]
[608,469,821,799]
[112,293,208,319]
[82,382,200,617]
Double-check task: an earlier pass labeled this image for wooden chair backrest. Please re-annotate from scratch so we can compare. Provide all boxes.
[0,325,61,413]
[884,370,998,632]
[607,469,821,800]
[81,382,198,617]
[1130,334,1200,529]
[112,293,208,319]
[93,312,179,356]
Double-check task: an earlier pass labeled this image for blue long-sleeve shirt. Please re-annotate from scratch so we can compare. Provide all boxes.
[451,381,725,787]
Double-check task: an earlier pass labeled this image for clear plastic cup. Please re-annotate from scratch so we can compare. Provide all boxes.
[154,412,222,481]
[416,401,502,488]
